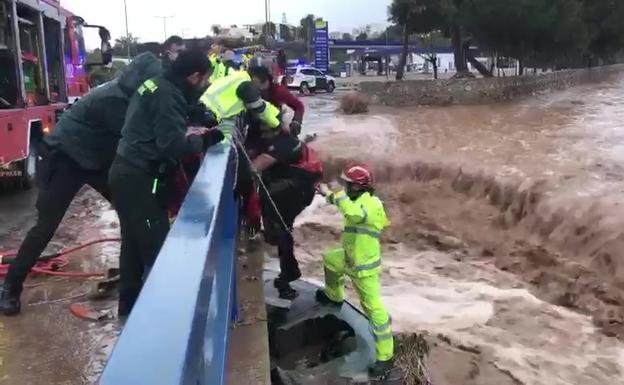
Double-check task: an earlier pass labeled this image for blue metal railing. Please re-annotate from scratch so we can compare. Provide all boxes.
[100,140,239,385]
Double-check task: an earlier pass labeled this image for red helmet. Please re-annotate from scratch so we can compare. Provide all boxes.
[341,163,373,187]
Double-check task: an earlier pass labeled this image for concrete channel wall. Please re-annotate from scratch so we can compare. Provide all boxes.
[360,64,624,106]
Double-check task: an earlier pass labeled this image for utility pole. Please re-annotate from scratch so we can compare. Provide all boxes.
[264,0,271,47]
[156,15,173,41]
[123,0,131,58]
[385,29,389,80]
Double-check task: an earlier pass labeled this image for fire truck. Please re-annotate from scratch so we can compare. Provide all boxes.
[0,0,111,188]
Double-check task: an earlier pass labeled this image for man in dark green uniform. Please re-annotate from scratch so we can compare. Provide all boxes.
[109,50,223,316]
[0,53,162,316]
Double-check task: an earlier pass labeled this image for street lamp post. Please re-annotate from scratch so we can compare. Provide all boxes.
[156,15,173,41]
[123,0,130,58]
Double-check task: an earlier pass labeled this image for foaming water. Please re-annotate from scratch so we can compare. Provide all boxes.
[299,77,624,383]
[294,196,624,385]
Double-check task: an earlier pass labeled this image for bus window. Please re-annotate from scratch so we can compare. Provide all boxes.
[0,0,19,107]
[64,26,71,59]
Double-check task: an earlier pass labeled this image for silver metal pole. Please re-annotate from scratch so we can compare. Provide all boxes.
[385,30,389,80]
[124,0,130,58]
[156,16,173,41]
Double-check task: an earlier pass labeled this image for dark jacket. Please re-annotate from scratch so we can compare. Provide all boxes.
[45,53,162,171]
[115,70,205,172]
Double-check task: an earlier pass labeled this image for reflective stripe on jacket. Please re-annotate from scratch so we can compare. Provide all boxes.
[330,191,389,277]
[201,72,250,122]
[200,72,281,129]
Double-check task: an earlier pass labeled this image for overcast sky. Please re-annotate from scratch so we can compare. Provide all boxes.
[63,0,392,47]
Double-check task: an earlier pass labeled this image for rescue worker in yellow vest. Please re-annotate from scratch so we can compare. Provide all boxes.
[242,52,252,70]
[209,55,225,83]
[200,68,282,139]
[209,50,238,83]
[317,163,395,378]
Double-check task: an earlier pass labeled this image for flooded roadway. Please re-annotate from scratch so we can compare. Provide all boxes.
[0,189,119,385]
[1,74,624,384]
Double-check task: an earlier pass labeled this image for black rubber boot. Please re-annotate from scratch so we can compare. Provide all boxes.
[273,277,298,300]
[0,282,22,316]
[369,359,395,379]
[315,289,343,307]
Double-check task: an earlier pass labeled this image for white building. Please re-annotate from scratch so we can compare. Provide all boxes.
[329,32,343,40]
[410,53,489,73]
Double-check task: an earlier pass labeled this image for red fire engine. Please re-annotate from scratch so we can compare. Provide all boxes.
[0,0,111,187]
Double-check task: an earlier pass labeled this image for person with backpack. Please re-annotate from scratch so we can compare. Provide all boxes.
[251,123,322,299]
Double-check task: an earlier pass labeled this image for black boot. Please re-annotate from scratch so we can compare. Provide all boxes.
[0,282,22,316]
[315,289,343,307]
[369,359,395,379]
[273,277,298,300]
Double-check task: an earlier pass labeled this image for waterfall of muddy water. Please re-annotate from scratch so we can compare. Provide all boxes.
[296,76,624,385]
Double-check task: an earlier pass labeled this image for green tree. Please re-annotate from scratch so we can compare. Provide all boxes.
[384,24,403,41]
[280,24,294,42]
[300,14,317,59]
[299,14,316,45]
[389,0,446,80]
[262,22,277,45]
[88,60,126,87]
[113,34,139,58]
[460,0,589,72]
[356,32,368,41]
[582,0,624,64]
[418,31,450,79]
[342,33,353,41]
[211,25,221,36]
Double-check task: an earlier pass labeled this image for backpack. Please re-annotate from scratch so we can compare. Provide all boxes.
[292,143,323,182]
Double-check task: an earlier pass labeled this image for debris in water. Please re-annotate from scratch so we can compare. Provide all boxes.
[339,92,369,115]
[395,333,431,385]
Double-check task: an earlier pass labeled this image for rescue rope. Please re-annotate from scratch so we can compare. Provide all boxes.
[0,238,119,278]
[230,127,293,236]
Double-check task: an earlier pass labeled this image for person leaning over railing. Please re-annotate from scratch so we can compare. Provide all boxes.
[199,65,286,140]
[109,50,224,317]
[0,53,162,316]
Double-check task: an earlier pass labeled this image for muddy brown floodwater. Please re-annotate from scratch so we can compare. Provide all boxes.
[296,74,624,385]
[2,76,624,384]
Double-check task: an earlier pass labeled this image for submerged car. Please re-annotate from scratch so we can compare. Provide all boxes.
[265,272,404,385]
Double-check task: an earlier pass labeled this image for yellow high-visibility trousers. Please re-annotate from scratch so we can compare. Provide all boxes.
[322,248,394,361]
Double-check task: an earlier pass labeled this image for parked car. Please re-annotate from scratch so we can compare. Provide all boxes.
[278,66,336,94]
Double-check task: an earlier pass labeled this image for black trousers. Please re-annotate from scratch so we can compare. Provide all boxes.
[108,156,170,316]
[260,179,314,281]
[4,146,110,295]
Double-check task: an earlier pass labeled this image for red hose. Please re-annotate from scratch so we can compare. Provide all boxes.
[0,238,120,278]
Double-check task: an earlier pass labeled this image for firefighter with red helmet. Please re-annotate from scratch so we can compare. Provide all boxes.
[317,163,395,378]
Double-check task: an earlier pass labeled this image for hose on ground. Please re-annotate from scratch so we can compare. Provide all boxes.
[0,238,120,278]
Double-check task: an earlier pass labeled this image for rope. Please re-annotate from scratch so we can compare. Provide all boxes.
[229,126,293,236]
